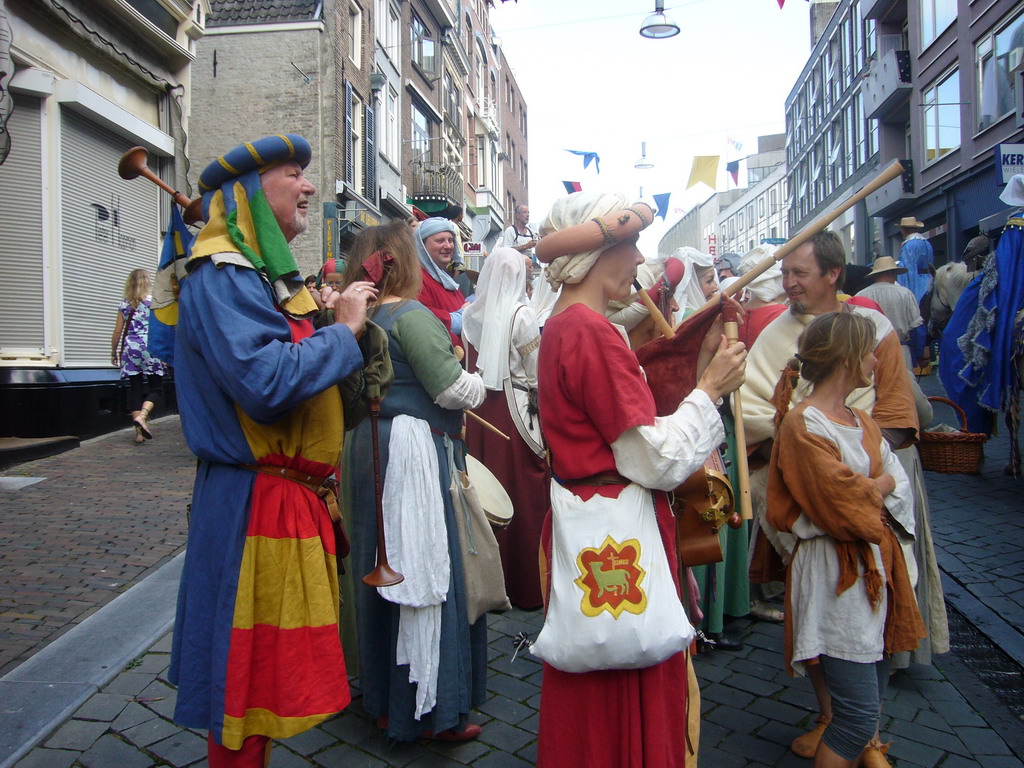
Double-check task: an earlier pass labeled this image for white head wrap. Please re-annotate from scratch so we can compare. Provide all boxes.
[530,267,559,327]
[718,276,747,302]
[1000,173,1024,206]
[539,191,630,288]
[462,247,527,390]
[738,244,785,303]
[672,246,717,314]
[416,217,460,291]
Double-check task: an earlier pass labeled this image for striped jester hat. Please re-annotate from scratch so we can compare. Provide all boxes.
[188,134,318,318]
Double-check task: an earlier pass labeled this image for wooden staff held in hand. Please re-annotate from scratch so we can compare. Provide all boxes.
[685,160,906,320]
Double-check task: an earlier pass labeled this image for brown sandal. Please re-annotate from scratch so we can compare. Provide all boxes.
[791,716,830,758]
[858,739,893,767]
[133,405,153,439]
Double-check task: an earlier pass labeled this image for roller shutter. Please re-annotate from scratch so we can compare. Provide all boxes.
[0,94,44,356]
[60,108,159,366]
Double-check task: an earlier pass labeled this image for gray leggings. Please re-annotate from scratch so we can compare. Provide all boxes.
[819,655,891,760]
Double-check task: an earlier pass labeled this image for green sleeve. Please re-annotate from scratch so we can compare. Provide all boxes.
[392,309,464,399]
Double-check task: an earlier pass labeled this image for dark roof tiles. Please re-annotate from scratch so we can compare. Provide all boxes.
[208,0,321,27]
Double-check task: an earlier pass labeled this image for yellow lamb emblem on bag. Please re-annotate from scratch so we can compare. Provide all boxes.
[575,535,648,618]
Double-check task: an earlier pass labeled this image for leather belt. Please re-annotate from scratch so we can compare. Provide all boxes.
[560,471,630,488]
[241,463,341,523]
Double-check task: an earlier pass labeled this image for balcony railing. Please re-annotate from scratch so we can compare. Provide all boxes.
[861,47,912,121]
[866,158,914,218]
[410,152,464,205]
[476,97,500,138]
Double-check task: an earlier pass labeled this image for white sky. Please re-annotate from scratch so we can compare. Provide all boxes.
[488,0,815,254]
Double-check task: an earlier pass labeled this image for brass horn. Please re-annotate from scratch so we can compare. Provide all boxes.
[362,399,404,588]
[118,146,204,226]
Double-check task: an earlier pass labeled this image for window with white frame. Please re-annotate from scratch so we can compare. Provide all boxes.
[977,9,1024,131]
[411,13,435,74]
[476,40,486,98]
[476,135,487,187]
[923,68,960,162]
[444,72,461,120]
[921,0,956,49]
[385,86,399,163]
[412,103,432,162]
[349,3,362,66]
[375,0,400,60]
[863,15,875,61]
[490,140,500,190]
[855,92,867,166]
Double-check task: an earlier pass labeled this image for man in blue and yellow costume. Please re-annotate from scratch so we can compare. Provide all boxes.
[168,134,377,767]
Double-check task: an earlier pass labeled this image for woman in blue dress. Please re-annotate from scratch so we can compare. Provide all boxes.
[342,220,489,742]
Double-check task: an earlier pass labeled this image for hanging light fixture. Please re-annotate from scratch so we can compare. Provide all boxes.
[639,1,680,39]
[635,141,654,169]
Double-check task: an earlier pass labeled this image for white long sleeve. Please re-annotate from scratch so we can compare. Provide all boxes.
[434,369,486,410]
[611,389,725,491]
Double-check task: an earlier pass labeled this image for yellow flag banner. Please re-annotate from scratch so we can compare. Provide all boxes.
[686,155,720,190]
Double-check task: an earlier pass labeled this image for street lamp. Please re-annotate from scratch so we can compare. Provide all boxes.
[635,141,654,170]
[639,1,680,39]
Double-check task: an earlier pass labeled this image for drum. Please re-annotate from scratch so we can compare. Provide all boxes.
[466,455,514,529]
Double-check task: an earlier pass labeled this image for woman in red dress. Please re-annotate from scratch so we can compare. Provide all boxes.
[533,192,747,768]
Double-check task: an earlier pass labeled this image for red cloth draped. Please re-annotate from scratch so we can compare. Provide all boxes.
[634,304,723,416]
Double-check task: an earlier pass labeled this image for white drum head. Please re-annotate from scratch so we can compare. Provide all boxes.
[466,455,514,528]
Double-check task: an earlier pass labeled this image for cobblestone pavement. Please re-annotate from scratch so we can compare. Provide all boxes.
[918,375,1024,667]
[3,375,1024,767]
[0,418,192,676]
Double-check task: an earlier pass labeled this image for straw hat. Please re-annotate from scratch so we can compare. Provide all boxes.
[866,256,908,277]
[898,216,925,229]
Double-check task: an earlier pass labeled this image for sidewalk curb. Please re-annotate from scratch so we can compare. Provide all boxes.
[940,570,1024,671]
[0,552,183,768]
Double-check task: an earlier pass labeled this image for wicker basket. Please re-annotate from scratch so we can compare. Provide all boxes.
[919,397,988,474]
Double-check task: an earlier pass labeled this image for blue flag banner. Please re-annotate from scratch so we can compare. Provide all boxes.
[726,160,740,186]
[653,193,671,220]
[565,149,600,174]
[149,206,194,366]
[563,180,583,194]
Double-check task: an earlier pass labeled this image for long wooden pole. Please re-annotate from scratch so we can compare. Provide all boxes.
[682,160,905,323]
[722,309,753,521]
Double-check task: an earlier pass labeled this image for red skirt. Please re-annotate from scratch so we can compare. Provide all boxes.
[465,389,548,609]
[536,488,690,768]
